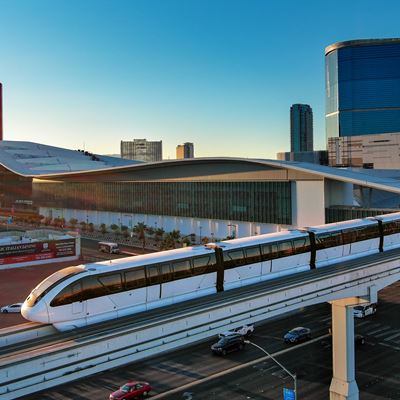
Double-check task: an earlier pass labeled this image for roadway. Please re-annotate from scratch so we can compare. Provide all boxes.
[22,281,400,400]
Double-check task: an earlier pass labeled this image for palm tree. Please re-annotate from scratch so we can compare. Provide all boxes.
[121,225,129,238]
[162,229,181,249]
[110,223,120,236]
[100,223,107,234]
[80,221,87,232]
[133,222,148,249]
[153,227,165,249]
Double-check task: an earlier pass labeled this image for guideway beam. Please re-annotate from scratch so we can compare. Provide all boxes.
[329,297,366,400]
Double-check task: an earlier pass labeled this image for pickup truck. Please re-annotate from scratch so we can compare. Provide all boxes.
[218,324,254,338]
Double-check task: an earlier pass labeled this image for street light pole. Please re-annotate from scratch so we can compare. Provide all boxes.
[244,340,297,399]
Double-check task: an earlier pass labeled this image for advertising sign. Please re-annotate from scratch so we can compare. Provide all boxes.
[283,388,295,400]
[0,239,76,265]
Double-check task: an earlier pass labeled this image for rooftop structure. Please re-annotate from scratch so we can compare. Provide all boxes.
[0,140,139,176]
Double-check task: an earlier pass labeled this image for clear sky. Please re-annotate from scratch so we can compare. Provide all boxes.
[1,0,400,159]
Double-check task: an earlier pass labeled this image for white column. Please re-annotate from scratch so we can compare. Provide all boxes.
[329,298,360,400]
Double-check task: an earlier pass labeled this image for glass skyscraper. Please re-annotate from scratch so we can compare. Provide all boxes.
[325,38,400,140]
[290,104,313,152]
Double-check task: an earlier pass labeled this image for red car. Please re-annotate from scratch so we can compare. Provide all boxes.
[109,381,152,400]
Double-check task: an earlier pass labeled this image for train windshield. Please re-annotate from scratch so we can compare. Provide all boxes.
[25,266,84,307]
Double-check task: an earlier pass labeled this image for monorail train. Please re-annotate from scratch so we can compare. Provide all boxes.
[21,212,400,331]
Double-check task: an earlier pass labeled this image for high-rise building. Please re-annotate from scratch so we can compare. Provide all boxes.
[120,139,162,162]
[0,82,3,141]
[176,142,194,159]
[325,38,400,140]
[290,104,313,152]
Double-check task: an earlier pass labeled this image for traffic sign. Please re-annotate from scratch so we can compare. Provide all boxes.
[283,387,295,400]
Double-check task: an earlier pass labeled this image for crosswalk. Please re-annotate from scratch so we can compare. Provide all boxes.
[357,321,400,347]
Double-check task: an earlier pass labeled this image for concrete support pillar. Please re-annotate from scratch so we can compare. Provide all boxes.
[329,298,360,400]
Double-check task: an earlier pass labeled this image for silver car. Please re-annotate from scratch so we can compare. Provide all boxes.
[1,303,23,313]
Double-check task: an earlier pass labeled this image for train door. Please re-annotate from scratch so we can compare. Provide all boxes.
[159,263,173,298]
[71,281,85,315]
[146,265,161,302]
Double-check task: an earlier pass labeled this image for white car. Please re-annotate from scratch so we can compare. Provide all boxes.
[353,303,377,318]
[1,303,23,313]
[219,324,254,338]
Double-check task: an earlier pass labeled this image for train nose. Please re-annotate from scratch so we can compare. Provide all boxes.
[21,301,50,324]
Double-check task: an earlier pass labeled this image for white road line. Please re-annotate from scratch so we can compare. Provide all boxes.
[375,329,398,338]
[384,332,400,341]
[149,335,330,400]
[356,321,379,328]
[365,326,391,335]
[378,342,400,351]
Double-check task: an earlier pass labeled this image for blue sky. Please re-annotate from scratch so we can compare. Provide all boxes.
[1,0,400,159]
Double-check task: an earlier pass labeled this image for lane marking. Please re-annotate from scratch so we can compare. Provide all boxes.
[378,342,400,351]
[150,335,329,399]
[375,329,397,338]
[365,326,391,335]
[384,332,400,341]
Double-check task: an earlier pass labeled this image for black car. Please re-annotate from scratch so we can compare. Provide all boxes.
[211,334,245,356]
[283,327,311,344]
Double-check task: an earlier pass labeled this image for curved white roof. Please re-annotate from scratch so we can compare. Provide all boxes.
[0,140,140,175]
[2,140,400,195]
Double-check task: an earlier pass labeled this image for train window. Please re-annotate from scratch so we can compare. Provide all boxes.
[160,263,173,283]
[50,281,83,307]
[172,259,192,279]
[315,232,342,249]
[97,274,122,294]
[342,229,356,245]
[293,237,311,254]
[146,265,160,285]
[224,249,246,269]
[315,233,330,249]
[261,243,279,260]
[244,246,262,264]
[331,231,343,247]
[358,225,380,240]
[278,240,294,257]
[383,221,400,235]
[125,268,146,289]
[81,276,108,300]
[192,254,216,275]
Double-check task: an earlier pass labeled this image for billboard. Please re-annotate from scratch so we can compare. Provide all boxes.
[0,239,76,265]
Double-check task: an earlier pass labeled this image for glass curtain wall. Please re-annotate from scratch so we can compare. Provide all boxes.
[326,42,400,139]
[33,181,292,225]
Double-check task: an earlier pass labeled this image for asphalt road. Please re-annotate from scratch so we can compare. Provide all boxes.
[21,281,400,400]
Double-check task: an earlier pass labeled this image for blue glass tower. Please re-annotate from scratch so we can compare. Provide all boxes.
[325,39,400,140]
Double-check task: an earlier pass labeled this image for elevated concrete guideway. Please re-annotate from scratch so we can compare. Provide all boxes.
[1,249,400,399]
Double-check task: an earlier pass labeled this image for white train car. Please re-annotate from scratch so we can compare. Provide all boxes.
[217,230,311,290]
[307,218,380,268]
[22,245,218,331]
[21,212,400,331]
[373,212,400,251]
